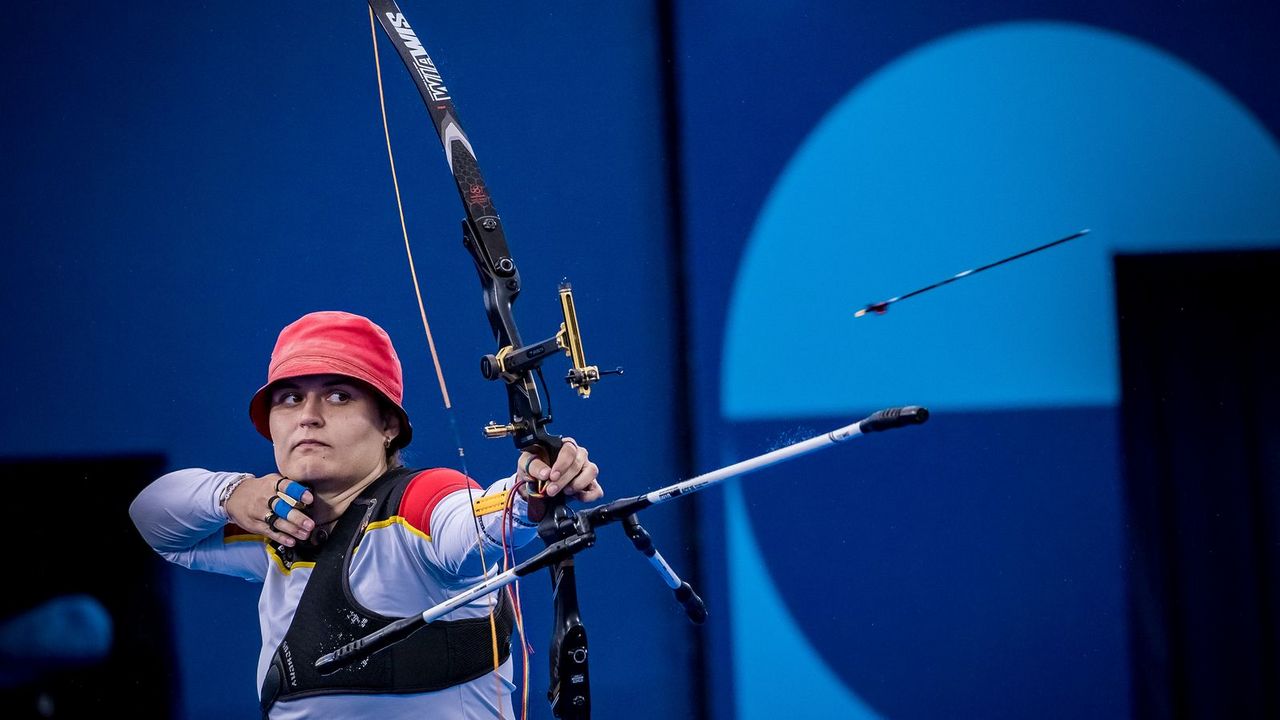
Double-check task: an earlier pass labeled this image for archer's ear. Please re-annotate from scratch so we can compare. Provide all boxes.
[381,407,402,440]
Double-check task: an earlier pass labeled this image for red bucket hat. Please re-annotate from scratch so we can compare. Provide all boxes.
[249,311,413,450]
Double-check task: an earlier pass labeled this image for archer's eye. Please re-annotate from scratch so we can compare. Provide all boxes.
[273,390,303,406]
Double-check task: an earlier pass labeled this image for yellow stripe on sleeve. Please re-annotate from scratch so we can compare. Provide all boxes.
[472,492,509,518]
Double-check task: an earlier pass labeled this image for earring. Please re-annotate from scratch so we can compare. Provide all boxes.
[384,437,391,449]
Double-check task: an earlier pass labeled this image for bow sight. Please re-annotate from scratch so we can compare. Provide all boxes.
[480,281,623,439]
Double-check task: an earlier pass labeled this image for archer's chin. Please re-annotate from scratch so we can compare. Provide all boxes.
[281,455,335,484]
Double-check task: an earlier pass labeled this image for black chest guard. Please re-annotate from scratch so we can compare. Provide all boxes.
[259,466,514,716]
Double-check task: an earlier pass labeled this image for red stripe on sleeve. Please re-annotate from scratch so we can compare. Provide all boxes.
[399,468,482,536]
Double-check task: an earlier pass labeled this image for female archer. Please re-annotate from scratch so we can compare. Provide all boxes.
[130,310,602,718]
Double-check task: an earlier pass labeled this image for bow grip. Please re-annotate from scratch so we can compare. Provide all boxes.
[523,433,565,522]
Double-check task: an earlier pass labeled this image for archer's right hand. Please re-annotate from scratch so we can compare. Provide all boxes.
[226,473,316,547]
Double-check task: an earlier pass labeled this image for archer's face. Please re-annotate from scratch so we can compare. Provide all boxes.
[267,374,397,488]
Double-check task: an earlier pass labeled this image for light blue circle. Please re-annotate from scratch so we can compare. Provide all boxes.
[723,20,1280,718]
[724,21,1280,420]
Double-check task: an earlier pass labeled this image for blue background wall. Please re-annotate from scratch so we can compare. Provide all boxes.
[2,3,692,718]
[3,2,1279,719]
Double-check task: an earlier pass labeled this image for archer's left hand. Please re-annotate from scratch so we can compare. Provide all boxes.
[517,438,603,501]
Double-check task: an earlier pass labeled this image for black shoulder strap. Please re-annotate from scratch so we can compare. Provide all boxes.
[259,467,513,715]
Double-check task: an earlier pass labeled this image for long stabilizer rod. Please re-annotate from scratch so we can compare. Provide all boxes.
[315,405,929,674]
[643,406,928,507]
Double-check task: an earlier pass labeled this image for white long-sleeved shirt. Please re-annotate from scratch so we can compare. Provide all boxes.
[129,467,538,719]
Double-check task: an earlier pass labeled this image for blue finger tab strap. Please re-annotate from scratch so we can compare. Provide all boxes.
[275,492,303,509]
[272,497,294,518]
[279,480,308,502]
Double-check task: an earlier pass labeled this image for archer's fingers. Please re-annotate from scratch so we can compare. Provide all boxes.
[264,507,314,545]
[262,476,315,544]
[560,460,599,498]
[274,475,315,507]
[576,477,604,503]
[549,440,587,483]
[518,450,551,483]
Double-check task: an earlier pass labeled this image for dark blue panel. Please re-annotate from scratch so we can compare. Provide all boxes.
[735,408,1128,718]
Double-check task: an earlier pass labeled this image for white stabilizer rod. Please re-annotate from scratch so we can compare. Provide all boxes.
[421,567,519,623]
[643,420,866,506]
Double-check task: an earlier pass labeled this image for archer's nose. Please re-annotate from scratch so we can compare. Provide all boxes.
[297,393,325,427]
